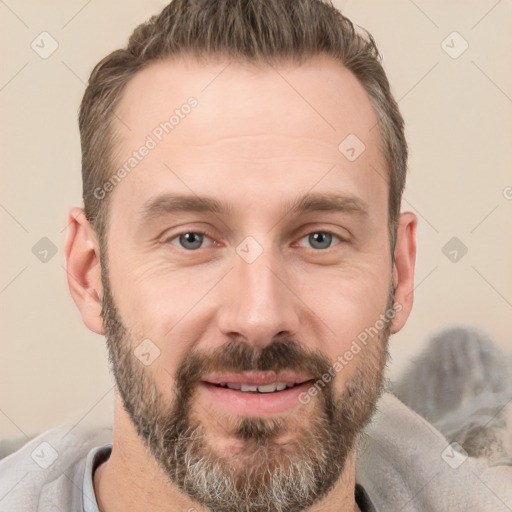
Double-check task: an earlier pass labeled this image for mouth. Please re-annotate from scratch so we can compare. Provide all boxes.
[207,381,309,393]
[199,372,316,416]
[203,372,313,391]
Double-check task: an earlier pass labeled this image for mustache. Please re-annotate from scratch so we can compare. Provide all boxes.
[175,338,332,388]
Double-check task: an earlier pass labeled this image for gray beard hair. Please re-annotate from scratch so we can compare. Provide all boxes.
[178,415,337,511]
[100,259,391,512]
[171,371,385,512]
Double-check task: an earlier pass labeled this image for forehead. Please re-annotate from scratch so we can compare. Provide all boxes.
[108,54,387,224]
[115,54,382,152]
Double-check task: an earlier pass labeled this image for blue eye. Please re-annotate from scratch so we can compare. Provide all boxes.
[170,232,210,250]
[167,230,341,251]
[298,232,341,250]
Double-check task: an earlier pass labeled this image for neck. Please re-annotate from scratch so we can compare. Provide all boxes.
[94,395,360,512]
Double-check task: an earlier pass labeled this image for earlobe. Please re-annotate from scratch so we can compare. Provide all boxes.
[64,207,106,335]
[389,212,417,334]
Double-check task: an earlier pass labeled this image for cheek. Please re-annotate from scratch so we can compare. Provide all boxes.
[300,264,391,384]
[302,263,391,333]
[107,246,202,327]
[107,256,222,379]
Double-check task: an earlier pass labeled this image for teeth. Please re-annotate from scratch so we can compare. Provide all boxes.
[234,383,290,393]
[240,384,259,392]
[213,381,300,392]
[257,383,277,393]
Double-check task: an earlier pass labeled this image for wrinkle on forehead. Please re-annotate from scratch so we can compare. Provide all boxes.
[113,54,382,156]
[106,54,389,233]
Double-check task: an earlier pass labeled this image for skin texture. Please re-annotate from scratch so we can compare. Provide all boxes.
[65,54,417,512]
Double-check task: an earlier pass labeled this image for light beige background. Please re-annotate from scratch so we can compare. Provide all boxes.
[1,0,511,440]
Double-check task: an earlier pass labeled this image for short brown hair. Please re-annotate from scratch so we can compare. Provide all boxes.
[79,0,407,251]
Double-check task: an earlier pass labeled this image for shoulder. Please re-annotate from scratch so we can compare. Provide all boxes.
[356,393,512,512]
[0,420,112,511]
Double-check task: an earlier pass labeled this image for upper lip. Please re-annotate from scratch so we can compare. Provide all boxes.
[202,371,314,386]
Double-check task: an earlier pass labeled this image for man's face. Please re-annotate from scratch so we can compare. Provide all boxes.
[100,55,395,511]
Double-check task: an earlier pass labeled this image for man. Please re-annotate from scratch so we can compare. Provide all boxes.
[0,1,511,511]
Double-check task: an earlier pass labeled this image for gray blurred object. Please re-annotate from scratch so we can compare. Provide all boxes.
[392,325,512,465]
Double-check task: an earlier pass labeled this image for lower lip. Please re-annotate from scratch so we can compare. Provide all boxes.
[199,381,314,417]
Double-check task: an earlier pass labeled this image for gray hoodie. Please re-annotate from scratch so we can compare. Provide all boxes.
[0,393,511,512]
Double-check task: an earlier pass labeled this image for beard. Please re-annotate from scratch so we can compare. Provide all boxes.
[100,257,392,512]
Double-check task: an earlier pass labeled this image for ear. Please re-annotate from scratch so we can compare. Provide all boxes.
[64,207,105,335]
[390,211,417,334]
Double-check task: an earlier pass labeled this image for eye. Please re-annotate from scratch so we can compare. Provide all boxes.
[168,232,213,250]
[297,231,342,250]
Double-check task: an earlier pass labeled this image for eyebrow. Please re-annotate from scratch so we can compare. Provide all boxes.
[139,193,232,222]
[138,191,369,223]
[283,192,369,218]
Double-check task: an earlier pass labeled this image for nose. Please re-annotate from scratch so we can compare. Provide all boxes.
[216,248,302,347]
